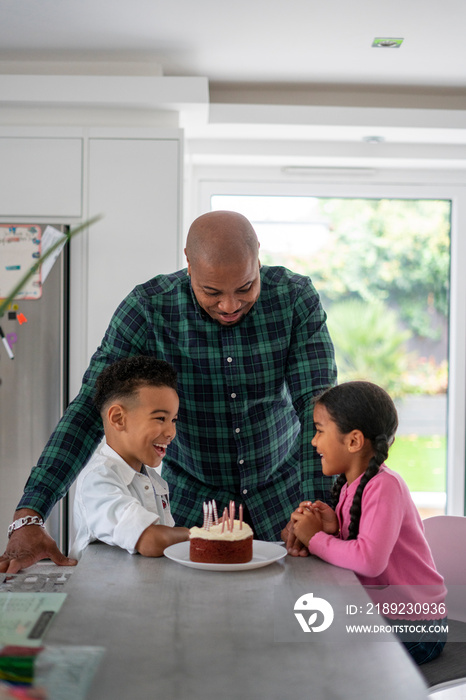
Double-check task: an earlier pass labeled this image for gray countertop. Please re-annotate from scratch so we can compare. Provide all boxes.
[45,542,429,700]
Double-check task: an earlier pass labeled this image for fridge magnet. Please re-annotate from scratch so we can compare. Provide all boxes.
[0,326,14,360]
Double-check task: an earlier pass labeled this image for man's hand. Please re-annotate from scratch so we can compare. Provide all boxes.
[0,509,77,574]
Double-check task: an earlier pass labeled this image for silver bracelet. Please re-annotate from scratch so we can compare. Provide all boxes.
[8,516,45,539]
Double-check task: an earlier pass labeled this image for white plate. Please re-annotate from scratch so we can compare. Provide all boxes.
[163,540,287,571]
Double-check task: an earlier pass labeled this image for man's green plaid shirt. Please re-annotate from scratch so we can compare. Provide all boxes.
[19,265,337,541]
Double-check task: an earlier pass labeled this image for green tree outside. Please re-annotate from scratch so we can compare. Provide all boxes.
[261,197,450,396]
[311,198,450,340]
[325,298,412,398]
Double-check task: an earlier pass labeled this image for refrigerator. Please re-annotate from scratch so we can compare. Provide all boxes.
[0,224,69,552]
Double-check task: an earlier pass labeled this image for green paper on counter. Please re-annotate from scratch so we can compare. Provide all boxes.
[0,593,67,647]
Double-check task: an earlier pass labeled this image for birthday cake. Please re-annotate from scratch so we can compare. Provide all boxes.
[189,501,254,564]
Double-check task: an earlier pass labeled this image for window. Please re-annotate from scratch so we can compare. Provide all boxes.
[196,176,466,516]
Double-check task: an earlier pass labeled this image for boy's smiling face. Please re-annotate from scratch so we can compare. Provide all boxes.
[107,385,179,471]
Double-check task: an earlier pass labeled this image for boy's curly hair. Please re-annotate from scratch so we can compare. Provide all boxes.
[93,356,177,414]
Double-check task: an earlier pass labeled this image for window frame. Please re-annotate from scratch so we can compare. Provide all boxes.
[193,174,466,516]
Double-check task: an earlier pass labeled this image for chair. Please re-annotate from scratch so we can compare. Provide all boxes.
[423,515,466,623]
[428,677,466,698]
[420,515,466,690]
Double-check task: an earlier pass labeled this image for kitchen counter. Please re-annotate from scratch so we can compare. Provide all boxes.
[44,542,429,700]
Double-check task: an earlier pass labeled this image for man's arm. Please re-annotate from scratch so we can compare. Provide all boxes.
[280,282,336,555]
[0,508,78,573]
[286,277,337,502]
[0,371,104,574]
[1,291,150,572]
[16,388,105,518]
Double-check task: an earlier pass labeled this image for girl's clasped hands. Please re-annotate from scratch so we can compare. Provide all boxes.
[283,500,339,556]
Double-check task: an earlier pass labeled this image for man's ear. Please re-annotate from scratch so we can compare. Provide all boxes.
[184,249,191,275]
[346,429,365,453]
[107,403,127,431]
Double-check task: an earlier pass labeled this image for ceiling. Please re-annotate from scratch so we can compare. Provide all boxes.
[1,0,465,89]
[2,0,466,166]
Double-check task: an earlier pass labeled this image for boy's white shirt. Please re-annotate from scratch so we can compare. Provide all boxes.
[69,439,175,560]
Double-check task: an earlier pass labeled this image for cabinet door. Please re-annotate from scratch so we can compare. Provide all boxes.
[87,138,180,358]
[0,137,82,217]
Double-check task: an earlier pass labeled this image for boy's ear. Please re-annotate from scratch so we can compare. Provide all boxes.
[346,429,365,453]
[106,403,127,431]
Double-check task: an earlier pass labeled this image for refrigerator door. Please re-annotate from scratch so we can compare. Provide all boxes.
[0,230,68,552]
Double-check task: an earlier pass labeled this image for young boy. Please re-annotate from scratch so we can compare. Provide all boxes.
[69,356,189,560]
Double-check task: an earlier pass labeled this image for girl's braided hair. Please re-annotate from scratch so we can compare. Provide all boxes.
[315,381,398,540]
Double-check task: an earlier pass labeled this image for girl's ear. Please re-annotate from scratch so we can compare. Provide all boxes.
[107,403,127,431]
[346,429,365,453]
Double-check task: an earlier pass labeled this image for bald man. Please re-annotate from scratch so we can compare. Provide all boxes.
[1,211,336,572]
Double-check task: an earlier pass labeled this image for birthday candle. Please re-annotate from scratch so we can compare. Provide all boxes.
[239,503,243,530]
[203,502,208,529]
[212,499,219,525]
[207,501,213,530]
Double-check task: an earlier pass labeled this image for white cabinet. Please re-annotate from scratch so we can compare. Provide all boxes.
[0,128,183,385]
[0,137,82,217]
[86,136,181,357]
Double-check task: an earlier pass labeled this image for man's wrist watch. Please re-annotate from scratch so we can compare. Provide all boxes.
[8,516,45,539]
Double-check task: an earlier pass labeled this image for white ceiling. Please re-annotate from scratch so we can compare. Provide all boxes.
[1,0,465,88]
[2,0,466,166]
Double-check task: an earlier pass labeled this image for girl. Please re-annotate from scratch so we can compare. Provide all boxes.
[287,380,447,665]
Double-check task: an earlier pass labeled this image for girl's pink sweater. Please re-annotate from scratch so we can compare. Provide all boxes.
[307,465,446,618]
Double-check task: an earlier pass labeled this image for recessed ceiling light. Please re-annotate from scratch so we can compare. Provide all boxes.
[372,37,404,48]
